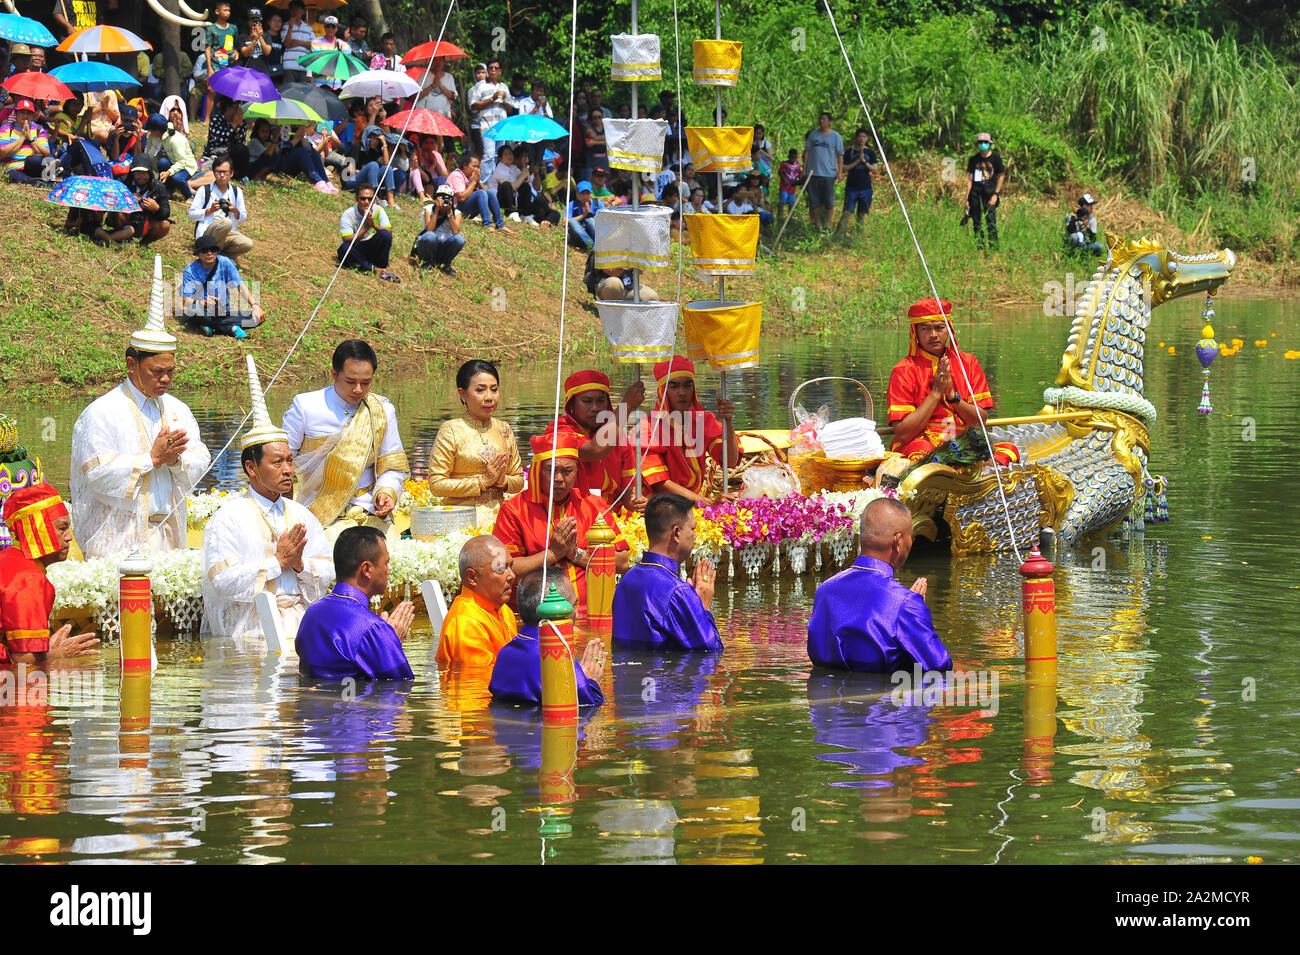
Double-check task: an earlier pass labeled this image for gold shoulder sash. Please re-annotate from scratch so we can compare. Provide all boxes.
[308,393,389,526]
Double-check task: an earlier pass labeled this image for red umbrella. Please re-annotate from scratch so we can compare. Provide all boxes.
[385,108,462,138]
[2,71,74,103]
[401,40,468,66]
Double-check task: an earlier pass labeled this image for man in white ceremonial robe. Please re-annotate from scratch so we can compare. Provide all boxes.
[202,356,333,642]
[70,256,211,558]
[282,339,409,543]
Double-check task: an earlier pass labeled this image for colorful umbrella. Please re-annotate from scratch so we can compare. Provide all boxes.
[244,98,324,125]
[298,49,369,80]
[339,69,420,101]
[384,108,462,138]
[401,40,468,66]
[278,82,348,122]
[2,72,74,103]
[0,13,58,47]
[48,61,140,92]
[56,25,152,54]
[483,114,568,143]
[209,66,280,103]
[47,175,140,213]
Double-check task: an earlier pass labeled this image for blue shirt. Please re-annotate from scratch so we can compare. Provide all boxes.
[488,623,605,707]
[296,582,414,680]
[181,254,246,317]
[806,556,952,673]
[612,552,723,652]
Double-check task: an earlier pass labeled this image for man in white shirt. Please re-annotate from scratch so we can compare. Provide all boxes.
[282,340,409,542]
[70,257,212,558]
[202,356,332,641]
[515,79,553,119]
[468,57,515,179]
[187,155,253,260]
[416,56,457,119]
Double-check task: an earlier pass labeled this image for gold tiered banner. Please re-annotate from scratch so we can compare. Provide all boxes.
[685,213,758,275]
[594,205,674,271]
[685,126,754,172]
[605,118,669,174]
[683,300,762,371]
[611,33,662,81]
[692,39,742,86]
[596,300,680,363]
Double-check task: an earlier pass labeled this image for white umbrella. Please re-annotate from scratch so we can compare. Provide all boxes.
[339,69,421,101]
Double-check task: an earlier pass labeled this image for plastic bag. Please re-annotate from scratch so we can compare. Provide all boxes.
[789,403,830,456]
[740,463,801,499]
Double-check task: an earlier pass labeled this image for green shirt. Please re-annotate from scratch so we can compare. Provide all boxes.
[205,23,239,71]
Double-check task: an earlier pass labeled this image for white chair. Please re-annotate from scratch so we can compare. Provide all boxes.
[254,591,283,655]
[419,578,448,659]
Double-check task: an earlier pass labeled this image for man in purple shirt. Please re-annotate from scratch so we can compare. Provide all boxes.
[807,497,952,673]
[612,493,722,652]
[296,525,416,680]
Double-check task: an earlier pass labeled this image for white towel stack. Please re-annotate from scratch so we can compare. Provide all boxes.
[818,417,886,459]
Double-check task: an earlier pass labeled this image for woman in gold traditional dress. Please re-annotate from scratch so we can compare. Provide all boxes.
[427,359,525,523]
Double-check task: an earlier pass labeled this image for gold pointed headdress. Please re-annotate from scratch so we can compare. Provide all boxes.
[128,255,178,353]
[240,354,290,450]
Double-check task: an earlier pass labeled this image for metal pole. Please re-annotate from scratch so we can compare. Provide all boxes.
[630,0,642,304]
[714,0,728,499]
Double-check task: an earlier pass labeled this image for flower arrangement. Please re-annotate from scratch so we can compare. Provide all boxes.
[400,477,438,509]
[48,556,119,613]
[186,490,231,526]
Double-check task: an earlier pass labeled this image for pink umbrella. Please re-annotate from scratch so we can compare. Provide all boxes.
[385,108,462,138]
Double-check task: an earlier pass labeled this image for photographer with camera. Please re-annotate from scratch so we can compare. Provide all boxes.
[413,184,465,276]
[1064,192,1105,258]
[338,185,400,283]
[187,155,254,261]
[239,9,284,84]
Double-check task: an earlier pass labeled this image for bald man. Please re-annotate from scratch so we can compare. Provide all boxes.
[436,534,519,667]
[806,498,952,672]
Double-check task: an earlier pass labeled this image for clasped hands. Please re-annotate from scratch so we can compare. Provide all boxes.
[276,523,308,573]
[150,425,189,468]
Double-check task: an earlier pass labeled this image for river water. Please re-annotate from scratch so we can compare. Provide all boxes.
[2,297,1297,864]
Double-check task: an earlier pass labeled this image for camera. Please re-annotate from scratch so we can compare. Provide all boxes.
[218,198,231,214]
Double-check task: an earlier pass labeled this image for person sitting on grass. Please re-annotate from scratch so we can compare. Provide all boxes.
[447,153,509,232]
[64,207,131,245]
[412,183,465,276]
[0,99,52,185]
[180,233,263,339]
[338,184,401,283]
[566,180,602,250]
[124,154,172,245]
[485,144,529,223]
[410,133,450,203]
[280,122,338,193]
[146,110,200,200]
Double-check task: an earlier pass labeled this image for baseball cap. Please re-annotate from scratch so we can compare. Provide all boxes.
[130,154,156,175]
[195,234,221,253]
[590,166,606,176]
[435,183,454,199]
[1080,193,1097,205]
[576,180,592,193]
[322,14,339,26]
[13,99,36,113]
[974,132,993,143]
[248,8,262,20]
[146,112,168,132]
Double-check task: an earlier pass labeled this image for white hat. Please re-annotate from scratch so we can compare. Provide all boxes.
[129,255,178,353]
[240,354,290,450]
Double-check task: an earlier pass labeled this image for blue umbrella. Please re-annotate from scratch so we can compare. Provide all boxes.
[482,114,568,143]
[209,65,280,104]
[46,176,140,213]
[48,61,140,92]
[0,13,58,47]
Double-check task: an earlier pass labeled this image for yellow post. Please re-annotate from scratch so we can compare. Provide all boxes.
[1019,544,1058,784]
[119,671,152,769]
[118,552,154,672]
[585,512,617,631]
[537,582,579,811]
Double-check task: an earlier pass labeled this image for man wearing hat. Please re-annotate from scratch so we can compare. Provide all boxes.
[413,183,465,275]
[70,257,212,558]
[965,132,1005,250]
[493,432,630,609]
[125,153,171,245]
[6,43,32,75]
[180,232,262,338]
[201,356,332,642]
[1065,192,1105,258]
[886,298,1019,466]
[0,483,99,665]
[310,15,348,92]
[0,99,52,185]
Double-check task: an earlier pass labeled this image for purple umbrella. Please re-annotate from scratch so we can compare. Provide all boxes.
[208,66,280,104]
[46,175,140,213]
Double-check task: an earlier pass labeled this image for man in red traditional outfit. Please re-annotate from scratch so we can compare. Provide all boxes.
[0,483,100,665]
[493,433,629,607]
[640,355,741,505]
[886,298,1018,466]
[535,369,647,511]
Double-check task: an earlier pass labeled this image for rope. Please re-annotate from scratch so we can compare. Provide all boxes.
[821,0,1024,563]
[1043,385,1157,424]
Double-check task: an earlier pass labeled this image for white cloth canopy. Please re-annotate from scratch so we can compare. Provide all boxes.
[594,205,673,271]
[69,381,211,559]
[200,491,333,641]
[611,33,662,81]
[605,118,669,174]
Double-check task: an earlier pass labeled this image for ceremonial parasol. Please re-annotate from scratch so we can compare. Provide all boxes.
[384,108,462,137]
[244,98,324,125]
[482,114,568,143]
[57,24,152,54]
[0,12,57,47]
[339,69,420,101]
[48,61,140,92]
[298,49,369,80]
[2,71,73,103]
[47,175,141,213]
[400,40,468,66]
[209,65,280,103]
[278,82,348,122]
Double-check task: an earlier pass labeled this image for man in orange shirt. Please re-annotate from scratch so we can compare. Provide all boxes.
[886,298,1018,466]
[494,432,629,607]
[436,534,518,667]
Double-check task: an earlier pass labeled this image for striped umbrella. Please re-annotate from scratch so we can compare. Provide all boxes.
[298,49,369,80]
[56,25,152,54]
[49,61,140,92]
[244,98,324,125]
[0,13,58,47]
